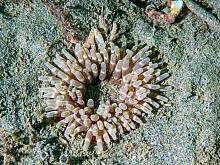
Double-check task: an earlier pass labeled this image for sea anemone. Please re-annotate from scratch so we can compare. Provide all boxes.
[39,28,171,154]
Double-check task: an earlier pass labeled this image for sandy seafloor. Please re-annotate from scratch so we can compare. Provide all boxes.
[0,0,219,164]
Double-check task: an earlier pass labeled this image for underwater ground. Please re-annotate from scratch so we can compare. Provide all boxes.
[0,0,219,164]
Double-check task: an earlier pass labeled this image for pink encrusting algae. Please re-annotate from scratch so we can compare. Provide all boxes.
[145,0,184,24]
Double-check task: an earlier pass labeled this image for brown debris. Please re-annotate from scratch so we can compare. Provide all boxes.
[42,0,81,44]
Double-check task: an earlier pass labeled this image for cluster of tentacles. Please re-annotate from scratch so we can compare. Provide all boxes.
[39,28,171,153]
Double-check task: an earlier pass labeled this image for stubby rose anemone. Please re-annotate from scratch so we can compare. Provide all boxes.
[39,28,171,154]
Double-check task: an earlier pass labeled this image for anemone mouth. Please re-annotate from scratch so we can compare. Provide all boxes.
[84,79,121,109]
[84,80,102,109]
[39,28,171,153]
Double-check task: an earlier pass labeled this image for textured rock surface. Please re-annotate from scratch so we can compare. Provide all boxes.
[0,0,219,164]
